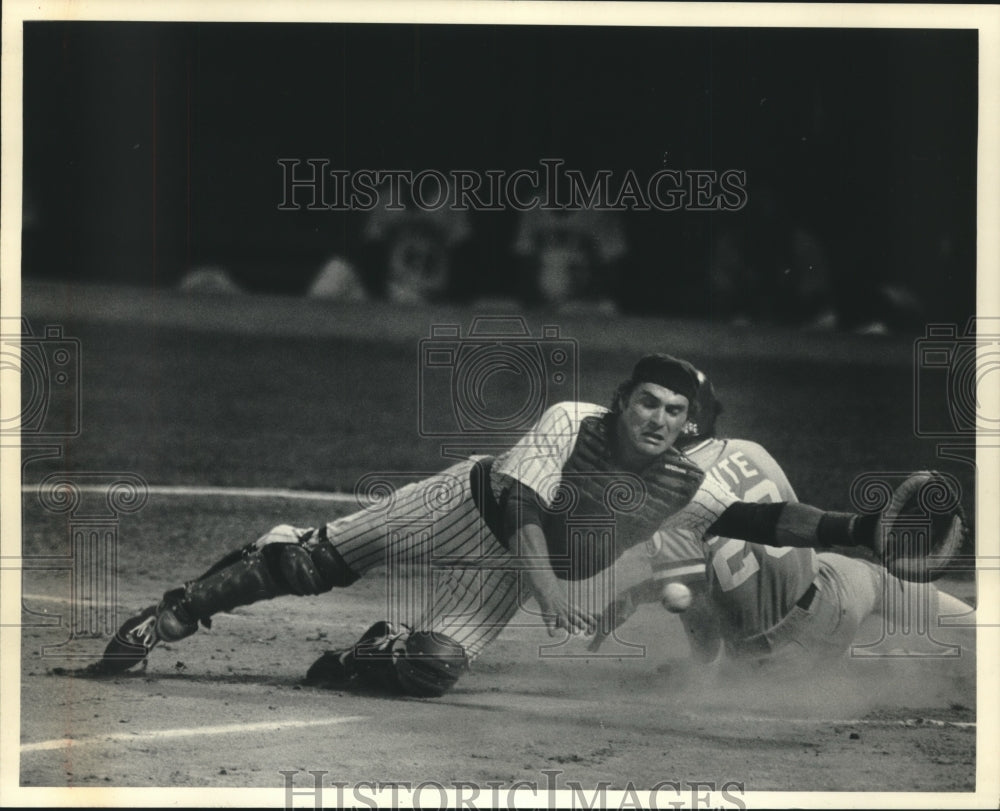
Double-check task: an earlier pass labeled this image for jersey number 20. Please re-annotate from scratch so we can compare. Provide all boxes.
[711,479,791,592]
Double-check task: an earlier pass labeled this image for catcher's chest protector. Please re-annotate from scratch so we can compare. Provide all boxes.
[543,416,706,580]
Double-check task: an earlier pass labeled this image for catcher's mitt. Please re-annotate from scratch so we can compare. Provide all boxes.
[875,470,968,582]
[394,631,467,698]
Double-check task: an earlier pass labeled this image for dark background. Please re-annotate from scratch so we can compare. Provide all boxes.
[21,23,978,324]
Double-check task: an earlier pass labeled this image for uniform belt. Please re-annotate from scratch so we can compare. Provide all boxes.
[469,457,504,541]
[796,582,818,610]
[729,580,819,658]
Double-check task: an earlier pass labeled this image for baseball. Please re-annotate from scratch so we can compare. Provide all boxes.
[661,582,692,613]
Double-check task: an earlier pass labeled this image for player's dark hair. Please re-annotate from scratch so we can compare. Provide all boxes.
[609,379,635,415]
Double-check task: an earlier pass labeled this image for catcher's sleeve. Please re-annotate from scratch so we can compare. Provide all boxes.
[501,480,546,546]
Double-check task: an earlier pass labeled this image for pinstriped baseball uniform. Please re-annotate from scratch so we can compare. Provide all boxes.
[269,401,744,660]
[253,458,520,659]
[326,457,519,659]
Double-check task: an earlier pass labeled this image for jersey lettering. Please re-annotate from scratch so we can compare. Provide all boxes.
[707,467,729,489]
[731,451,759,479]
[699,441,816,636]
[715,457,738,487]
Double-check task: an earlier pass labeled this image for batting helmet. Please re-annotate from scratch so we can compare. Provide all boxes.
[676,369,723,446]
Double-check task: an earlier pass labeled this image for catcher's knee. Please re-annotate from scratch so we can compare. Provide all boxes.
[261,524,360,596]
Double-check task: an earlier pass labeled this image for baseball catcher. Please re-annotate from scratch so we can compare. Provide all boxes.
[80,353,967,696]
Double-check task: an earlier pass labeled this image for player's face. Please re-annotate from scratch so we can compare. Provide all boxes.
[617,383,690,463]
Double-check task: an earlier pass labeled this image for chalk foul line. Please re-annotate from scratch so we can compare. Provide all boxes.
[21,716,369,753]
[22,482,360,503]
[679,712,975,730]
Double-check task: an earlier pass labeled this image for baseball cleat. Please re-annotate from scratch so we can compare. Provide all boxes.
[50,605,163,678]
[91,604,161,675]
[87,592,200,676]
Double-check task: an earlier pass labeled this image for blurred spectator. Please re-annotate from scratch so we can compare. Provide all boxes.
[852,283,924,336]
[178,266,244,295]
[361,179,471,304]
[307,257,369,302]
[709,186,837,329]
[512,206,627,314]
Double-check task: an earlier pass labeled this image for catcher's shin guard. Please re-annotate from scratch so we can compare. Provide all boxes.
[94,525,359,674]
[94,550,293,675]
[180,549,287,620]
[178,525,360,623]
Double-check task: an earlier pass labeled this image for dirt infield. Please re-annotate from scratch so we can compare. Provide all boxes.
[18,491,977,795]
[21,569,977,794]
[6,283,991,805]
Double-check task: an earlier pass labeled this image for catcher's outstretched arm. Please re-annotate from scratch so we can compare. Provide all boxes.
[709,471,968,582]
[709,502,880,551]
